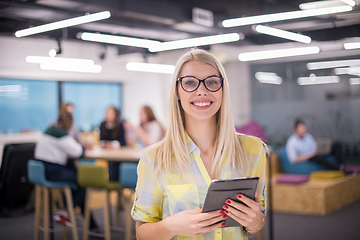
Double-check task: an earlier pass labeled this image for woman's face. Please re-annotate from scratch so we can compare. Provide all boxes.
[105,107,116,123]
[140,107,148,124]
[177,61,222,123]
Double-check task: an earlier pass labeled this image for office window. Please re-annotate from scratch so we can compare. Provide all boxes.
[61,82,122,132]
[0,79,58,133]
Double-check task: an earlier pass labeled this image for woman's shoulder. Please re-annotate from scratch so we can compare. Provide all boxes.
[142,141,163,162]
[236,133,265,154]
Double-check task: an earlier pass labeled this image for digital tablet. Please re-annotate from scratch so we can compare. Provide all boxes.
[201,177,259,228]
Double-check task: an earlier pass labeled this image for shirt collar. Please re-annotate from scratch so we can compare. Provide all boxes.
[185,131,199,154]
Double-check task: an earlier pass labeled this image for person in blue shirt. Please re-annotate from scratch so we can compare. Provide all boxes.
[286,118,344,170]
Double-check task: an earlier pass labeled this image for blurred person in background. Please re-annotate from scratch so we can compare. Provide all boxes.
[286,118,344,171]
[124,105,164,147]
[34,104,98,231]
[62,102,82,143]
[99,106,128,180]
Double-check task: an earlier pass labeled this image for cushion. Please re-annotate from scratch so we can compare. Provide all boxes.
[346,165,360,173]
[278,147,326,175]
[310,170,345,179]
[276,174,309,184]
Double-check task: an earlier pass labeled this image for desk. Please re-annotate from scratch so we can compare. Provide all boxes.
[84,146,142,162]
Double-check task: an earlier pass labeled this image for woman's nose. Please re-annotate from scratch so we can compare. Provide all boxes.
[195,81,208,95]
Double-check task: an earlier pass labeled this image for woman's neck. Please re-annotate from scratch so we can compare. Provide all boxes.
[185,117,217,155]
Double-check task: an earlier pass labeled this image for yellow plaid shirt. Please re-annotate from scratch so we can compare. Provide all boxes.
[131,133,267,240]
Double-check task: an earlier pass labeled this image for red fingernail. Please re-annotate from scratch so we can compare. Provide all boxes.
[220,210,224,214]
[225,210,228,214]
[223,205,228,209]
[238,194,242,199]
[221,222,226,226]
[226,200,231,204]
[223,214,228,218]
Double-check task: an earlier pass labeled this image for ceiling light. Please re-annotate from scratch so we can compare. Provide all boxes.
[297,75,340,85]
[126,62,175,74]
[341,0,356,7]
[344,41,360,50]
[148,33,240,52]
[26,56,101,73]
[238,46,320,61]
[299,0,349,10]
[81,32,160,49]
[49,49,57,57]
[307,59,360,70]
[254,25,311,44]
[15,11,111,38]
[40,63,102,73]
[350,78,360,85]
[255,72,282,84]
[222,6,352,27]
[26,56,95,65]
[335,66,360,75]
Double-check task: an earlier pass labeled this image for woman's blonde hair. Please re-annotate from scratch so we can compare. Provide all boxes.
[154,49,247,178]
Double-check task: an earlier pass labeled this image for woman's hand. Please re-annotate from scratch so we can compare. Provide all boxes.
[222,191,264,231]
[163,208,226,238]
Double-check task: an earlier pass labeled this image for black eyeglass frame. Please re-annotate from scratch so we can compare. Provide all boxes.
[177,75,223,93]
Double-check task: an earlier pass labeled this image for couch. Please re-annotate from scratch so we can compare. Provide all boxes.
[269,149,360,215]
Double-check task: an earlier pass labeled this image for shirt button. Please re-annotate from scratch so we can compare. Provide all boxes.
[216,231,221,237]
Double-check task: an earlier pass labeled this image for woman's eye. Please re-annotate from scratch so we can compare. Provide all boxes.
[208,80,219,85]
[185,80,196,85]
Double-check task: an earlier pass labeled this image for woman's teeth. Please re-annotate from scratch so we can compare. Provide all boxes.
[193,102,211,107]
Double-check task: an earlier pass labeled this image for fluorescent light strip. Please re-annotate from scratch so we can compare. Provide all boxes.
[297,76,340,85]
[350,78,360,85]
[126,62,175,74]
[26,56,94,66]
[222,6,352,27]
[344,41,360,50]
[255,25,311,44]
[300,1,345,10]
[148,33,240,52]
[341,0,356,7]
[15,11,111,38]
[40,63,102,73]
[307,59,360,70]
[81,32,160,49]
[335,67,360,76]
[238,46,320,62]
[255,72,282,84]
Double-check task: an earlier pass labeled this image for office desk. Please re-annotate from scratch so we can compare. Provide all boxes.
[84,146,143,162]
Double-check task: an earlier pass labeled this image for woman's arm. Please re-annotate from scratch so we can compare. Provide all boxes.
[136,209,225,240]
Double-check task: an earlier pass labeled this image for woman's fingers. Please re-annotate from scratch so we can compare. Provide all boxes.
[198,211,227,228]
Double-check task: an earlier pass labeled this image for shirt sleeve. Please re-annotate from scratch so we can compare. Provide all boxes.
[253,143,267,215]
[286,137,297,164]
[58,135,84,158]
[308,134,317,153]
[131,149,163,223]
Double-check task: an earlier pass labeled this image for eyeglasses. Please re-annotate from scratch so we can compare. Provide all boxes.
[177,75,223,93]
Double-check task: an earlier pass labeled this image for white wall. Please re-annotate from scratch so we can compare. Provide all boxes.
[0,36,252,129]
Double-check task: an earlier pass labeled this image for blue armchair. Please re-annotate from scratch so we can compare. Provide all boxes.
[278,147,326,175]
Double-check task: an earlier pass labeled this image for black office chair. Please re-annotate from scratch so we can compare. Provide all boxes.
[0,143,35,217]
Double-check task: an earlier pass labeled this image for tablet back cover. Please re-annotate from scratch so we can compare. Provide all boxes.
[202,177,259,228]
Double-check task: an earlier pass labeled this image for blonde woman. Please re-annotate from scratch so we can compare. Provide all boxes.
[131,49,267,240]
